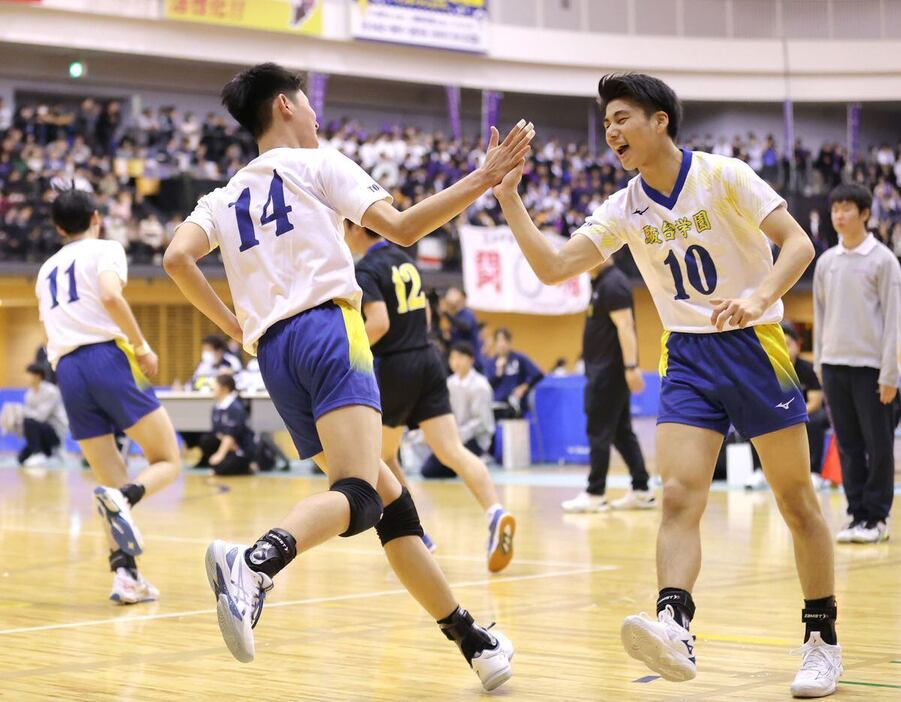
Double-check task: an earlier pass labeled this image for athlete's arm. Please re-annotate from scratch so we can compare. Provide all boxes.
[710,205,814,330]
[362,300,390,346]
[494,163,601,284]
[610,308,645,394]
[806,388,824,414]
[164,223,243,342]
[98,270,158,377]
[362,122,534,246]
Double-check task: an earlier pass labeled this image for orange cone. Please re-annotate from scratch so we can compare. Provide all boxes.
[821,434,842,485]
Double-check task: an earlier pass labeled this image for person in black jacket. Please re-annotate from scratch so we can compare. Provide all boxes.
[198,374,256,476]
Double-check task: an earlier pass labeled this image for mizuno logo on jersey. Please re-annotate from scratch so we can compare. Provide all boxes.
[776,397,796,410]
[633,207,649,216]
[642,210,712,245]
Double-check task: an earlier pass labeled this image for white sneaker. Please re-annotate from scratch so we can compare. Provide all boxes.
[851,520,889,543]
[23,454,47,467]
[471,627,514,691]
[611,490,657,510]
[109,567,159,605]
[204,539,273,663]
[744,469,768,490]
[487,509,516,573]
[621,605,697,682]
[790,632,842,698]
[94,486,143,556]
[835,519,863,543]
[810,473,826,491]
[561,491,609,513]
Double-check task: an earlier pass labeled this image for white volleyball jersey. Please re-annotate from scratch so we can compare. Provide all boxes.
[574,150,786,333]
[183,146,391,354]
[36,238,129,366]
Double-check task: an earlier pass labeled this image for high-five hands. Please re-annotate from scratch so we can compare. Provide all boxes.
[480,119,534,187]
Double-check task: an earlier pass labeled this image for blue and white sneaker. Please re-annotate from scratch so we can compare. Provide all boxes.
[94,486,143,556]
[422,532,437,553]
[204,539,273,663]
[472,626,515,691]
[487,509,516,573]
[621,605,697,682]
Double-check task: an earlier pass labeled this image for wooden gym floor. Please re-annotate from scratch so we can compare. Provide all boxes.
[0,441,899,700]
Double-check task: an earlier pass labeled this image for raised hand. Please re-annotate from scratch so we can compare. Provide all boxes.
[480,120,534,186]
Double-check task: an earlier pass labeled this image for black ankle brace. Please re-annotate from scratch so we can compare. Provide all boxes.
[109,549,137,574]
[437,606,497,666]
[802,596,837,645]
[244,528,298,579]
[657,588,696,629]
[120,483,146,507]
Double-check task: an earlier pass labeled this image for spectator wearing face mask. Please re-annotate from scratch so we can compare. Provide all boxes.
[190,334,242,392]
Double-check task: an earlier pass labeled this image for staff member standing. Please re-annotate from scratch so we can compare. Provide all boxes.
[562,259,653,513]
[814,184,901,544]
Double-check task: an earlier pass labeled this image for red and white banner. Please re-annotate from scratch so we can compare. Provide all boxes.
[460,225,590,315]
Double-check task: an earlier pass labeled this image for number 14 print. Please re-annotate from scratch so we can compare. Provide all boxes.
[230,170,294,252]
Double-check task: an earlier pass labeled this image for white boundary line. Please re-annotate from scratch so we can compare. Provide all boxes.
[0,565,615,636]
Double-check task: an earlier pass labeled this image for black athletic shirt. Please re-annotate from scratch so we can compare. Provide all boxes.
[582,265,633,371]
[794,357,821,401]
[355,240,430,356]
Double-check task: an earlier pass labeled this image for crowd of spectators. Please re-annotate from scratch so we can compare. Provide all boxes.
[2,95,900,269]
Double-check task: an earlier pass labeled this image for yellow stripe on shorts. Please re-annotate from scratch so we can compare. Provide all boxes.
[337,301,374,374]
[753,323,801,391]
[658,330,671,377]
[115,338,152,390]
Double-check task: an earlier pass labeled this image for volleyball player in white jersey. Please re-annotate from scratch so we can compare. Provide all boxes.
[36,189,181,604]
[164,63,533,691]
[494,74,841,698]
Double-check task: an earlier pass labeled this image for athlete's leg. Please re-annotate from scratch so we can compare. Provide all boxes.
[380,424,411,490]
[79,434,129,488]
[123,407,181,496]
[655,423,722,591]
[752,424,834,600]
[419,414,499,511]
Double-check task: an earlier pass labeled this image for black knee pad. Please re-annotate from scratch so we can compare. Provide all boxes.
[330,477,384,537]
[375,487,424,546]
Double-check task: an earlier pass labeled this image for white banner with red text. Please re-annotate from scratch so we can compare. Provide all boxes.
[459,225,590,315]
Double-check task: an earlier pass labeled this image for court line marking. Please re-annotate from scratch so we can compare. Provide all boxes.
[0,564,616,637]
[838,680,901,690]
[10,525,603,569]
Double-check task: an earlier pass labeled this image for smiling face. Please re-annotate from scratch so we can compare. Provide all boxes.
[603,98,671,171]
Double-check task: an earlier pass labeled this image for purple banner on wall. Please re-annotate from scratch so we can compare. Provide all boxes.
[782,99,794,157]
[481,90,502,144]
[308,72,329,122]
[847,102,861,163]
[446,85,462,140]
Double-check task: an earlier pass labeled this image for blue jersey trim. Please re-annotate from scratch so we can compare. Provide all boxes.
[640,148,693,210]
[367,240,390,254]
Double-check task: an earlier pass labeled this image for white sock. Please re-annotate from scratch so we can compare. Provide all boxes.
[486,503,503,522]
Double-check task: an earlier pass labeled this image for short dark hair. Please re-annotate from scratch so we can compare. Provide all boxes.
[828,183,872,215]
[494,327,512,342]
[780,321,800,342]
[26,363,46,379]
[361,226,380,239]
[450,341,475,358]
[201,335,226,351]
[221,62,304,138]
[597,73,682,140]
[215,373,236,393]
[51,189,96,235]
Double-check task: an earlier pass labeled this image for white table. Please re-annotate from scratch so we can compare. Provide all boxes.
[156,391,285,433]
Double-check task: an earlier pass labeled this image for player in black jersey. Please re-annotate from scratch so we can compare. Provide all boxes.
[347,223,516,573]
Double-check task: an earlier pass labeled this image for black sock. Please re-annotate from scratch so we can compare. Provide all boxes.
[120,483,146,507]
[244,528,298,579]
[438,606,497,665]
[109,549,138,578]
[657,588,696,630]
[803,596,837,645]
